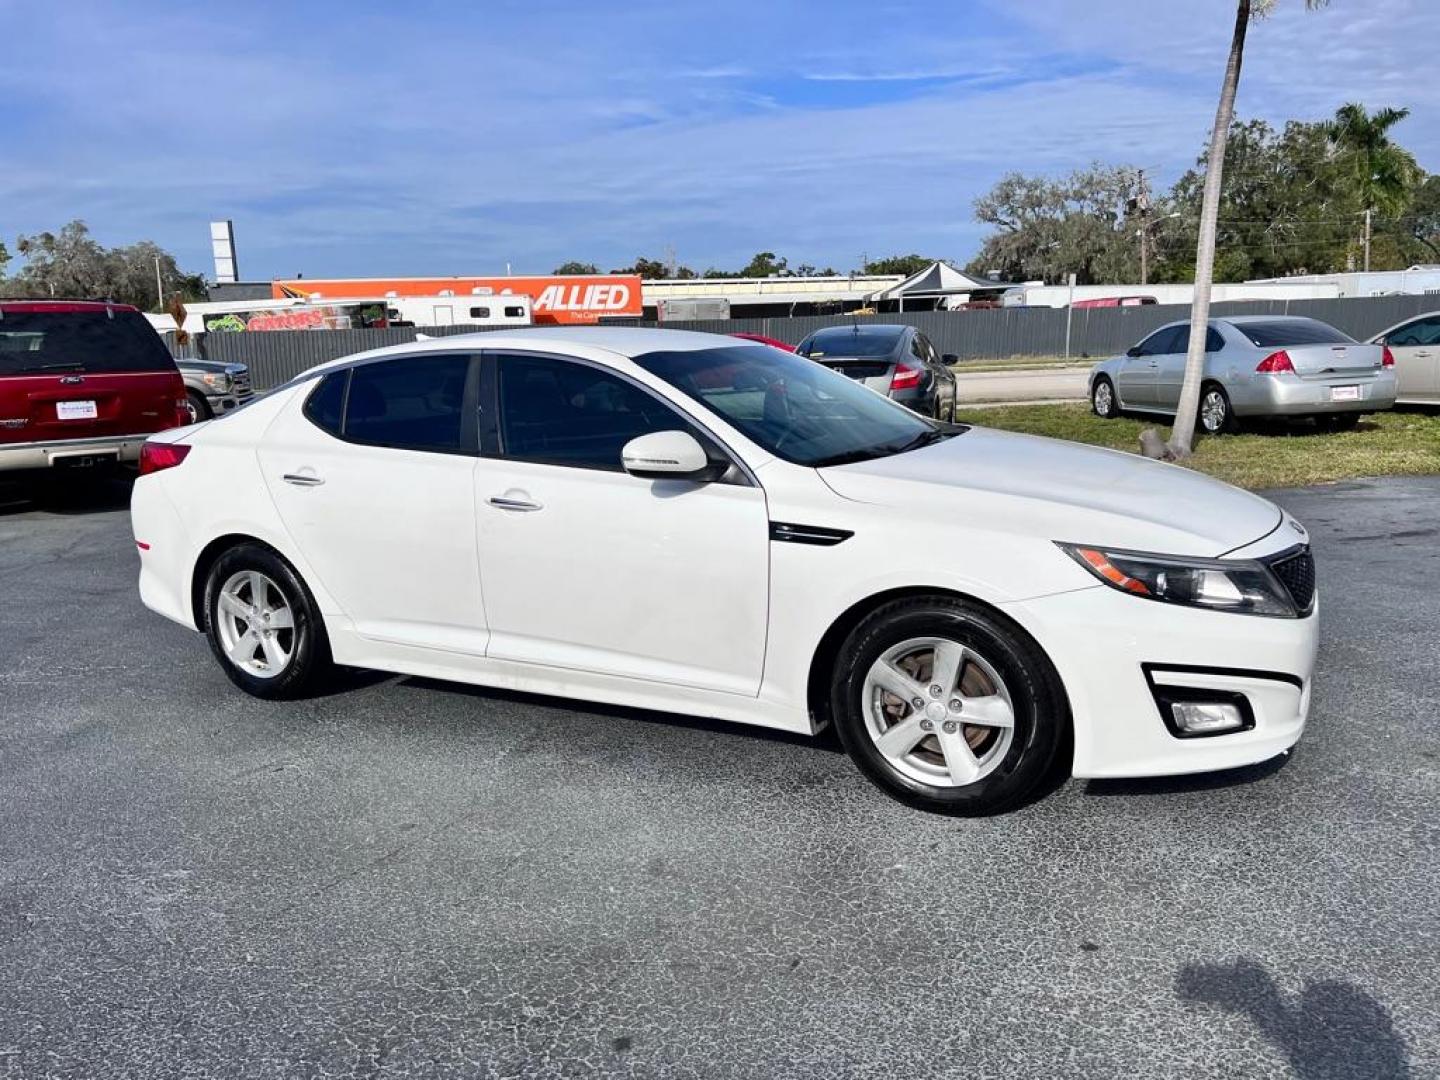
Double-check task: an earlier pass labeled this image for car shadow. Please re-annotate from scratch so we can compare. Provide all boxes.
[0,472,136,517]
[1176,958,1410,1079]
[1082,750,1292,797]
[395,675,842,754]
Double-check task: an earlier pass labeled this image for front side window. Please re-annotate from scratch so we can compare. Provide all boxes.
[634,344,946,468]
[342,354,471,452]
[1388,316,1440,347]
[1134,326,1180,356]
[497,353,697,471]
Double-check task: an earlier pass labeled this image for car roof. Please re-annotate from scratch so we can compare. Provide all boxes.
[303,325,750,376]
[0,299,141,314]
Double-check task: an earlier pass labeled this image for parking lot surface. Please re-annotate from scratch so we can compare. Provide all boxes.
[1,475,1436,1079]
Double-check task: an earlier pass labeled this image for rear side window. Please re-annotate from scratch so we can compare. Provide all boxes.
[0,309,176,375]
[340,355,472,452]
[1234,319,1354,348]
[303,371,347,434]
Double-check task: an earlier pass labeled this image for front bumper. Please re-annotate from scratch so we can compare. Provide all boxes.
[0,433,152,472]
[1005,585,1319,779]
[1238,371,1397,416]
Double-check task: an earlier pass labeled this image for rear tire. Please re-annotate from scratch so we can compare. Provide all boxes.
[1091,376,1120,419]
[1198,383,1236,435]
[203,543,333,699]
[830,596,1069,815]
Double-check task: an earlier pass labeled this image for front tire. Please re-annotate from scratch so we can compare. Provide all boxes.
[1091,376,1120,419]
[830,596,1069,815]
[183,390,211,425]
[203,543,333,699]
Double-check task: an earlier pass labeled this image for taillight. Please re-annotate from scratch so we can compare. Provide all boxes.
[139,442,191,476]
[1255,350,1295,374]
[1382,346,1395,368]
[890,362,923,391]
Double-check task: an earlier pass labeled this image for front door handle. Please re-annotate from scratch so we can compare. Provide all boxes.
[488,495,542,512]
[283,470,324,487]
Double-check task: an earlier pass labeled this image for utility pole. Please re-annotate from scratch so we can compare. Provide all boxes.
[1363,209,1372,273]
[154,255,164,311]
[1064,272,1077,360]
[1136,169,1152,286]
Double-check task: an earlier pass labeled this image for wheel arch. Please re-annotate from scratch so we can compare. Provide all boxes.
[189,532,301,629]
[804,585,1073,742]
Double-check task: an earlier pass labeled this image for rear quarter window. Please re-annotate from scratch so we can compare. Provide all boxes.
[0,309,177,375]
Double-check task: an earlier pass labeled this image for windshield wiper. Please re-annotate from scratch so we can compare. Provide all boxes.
[33,362,85,371]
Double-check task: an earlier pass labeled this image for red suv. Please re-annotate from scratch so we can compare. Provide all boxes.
[0,300,187,472]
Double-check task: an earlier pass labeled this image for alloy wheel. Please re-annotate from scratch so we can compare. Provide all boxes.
[862,636,1016,788]
[1200,389,1228,433]
[1093,381,1114,416]
[215,570,296,679]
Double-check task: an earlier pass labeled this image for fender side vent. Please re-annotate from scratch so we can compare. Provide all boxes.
[770,522,853,546]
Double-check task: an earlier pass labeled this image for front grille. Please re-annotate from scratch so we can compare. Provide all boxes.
[1266,546,1315,613]
[229,368,254,400]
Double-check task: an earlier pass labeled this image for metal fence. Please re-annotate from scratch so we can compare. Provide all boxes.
[167,294,1438,391]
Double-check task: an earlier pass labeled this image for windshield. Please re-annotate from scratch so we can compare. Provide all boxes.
[801,326,905,358]
[634,344,956,467]
[1234,319,1354,348]
[0,309,177,375]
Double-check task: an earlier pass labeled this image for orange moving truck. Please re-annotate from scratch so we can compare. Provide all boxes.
[273,275,643,326]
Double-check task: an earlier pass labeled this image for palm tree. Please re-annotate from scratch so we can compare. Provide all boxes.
[1325,103,1421,267]
[1162,0,1329,460]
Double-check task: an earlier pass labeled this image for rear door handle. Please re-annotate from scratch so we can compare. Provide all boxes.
[488,496,542,512]
[282,471,324,487]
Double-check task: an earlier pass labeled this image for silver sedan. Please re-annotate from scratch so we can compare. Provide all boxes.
[1089,316,1398,434]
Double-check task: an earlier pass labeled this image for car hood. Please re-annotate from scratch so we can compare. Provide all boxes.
[818,426,1282,557]
[175,359,231,373]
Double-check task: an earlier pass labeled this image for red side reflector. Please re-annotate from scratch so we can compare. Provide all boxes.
[890,362,923,391]
[1255,350,1295,374]
[1382,346,1395,368]
[138,442,191,476]
[135,540,151,551]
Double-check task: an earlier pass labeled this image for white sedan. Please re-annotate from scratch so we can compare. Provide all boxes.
[131,328,1319,815]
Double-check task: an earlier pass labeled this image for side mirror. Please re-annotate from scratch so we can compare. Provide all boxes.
[621,430,726,483]
[941,353,959,365]
[1126,346,1142,357]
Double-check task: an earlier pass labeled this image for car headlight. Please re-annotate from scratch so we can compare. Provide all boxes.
[1058,544,1296,618]
[201,373,232,390]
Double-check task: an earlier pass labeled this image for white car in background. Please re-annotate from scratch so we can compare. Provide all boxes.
[131,328,1319,815]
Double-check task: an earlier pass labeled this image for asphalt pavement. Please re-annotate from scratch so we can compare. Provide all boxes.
[1,473,1436,1079]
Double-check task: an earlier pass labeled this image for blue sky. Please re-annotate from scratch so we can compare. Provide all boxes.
[3,0,1435,280]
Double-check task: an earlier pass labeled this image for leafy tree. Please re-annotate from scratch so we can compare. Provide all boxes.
[609,256,699,279]
[0,240,9,284]
[10,220,204,309]
[863,254,934,277]
[965,165,1144,285]
[1402,175,1440,262]
[553,261,600,275]
[739,251,787,277]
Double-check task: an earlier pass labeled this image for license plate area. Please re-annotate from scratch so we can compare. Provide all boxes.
[1330,385,1361,402]
[56,400,99,420]
[51,451,118,469]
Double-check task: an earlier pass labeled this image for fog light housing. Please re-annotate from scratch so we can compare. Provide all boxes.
[1146,679,1257,739]
[1170,701,1246,735]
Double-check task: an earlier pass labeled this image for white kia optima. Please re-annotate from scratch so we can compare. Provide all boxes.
[131,328,1319,814]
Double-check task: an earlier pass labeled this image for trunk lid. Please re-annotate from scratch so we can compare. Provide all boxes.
[1281,342,1385,380]
[811,356,895,394]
